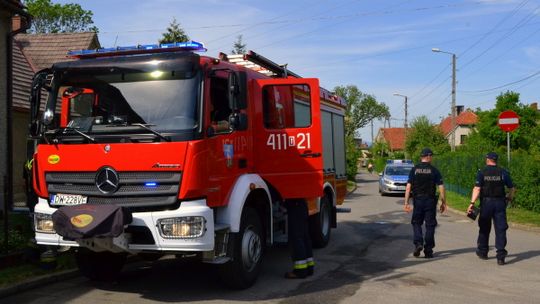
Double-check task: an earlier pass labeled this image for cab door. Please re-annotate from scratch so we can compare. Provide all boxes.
[253,78,323,199]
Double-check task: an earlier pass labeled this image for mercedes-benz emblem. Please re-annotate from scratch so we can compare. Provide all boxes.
[95,167,119,194]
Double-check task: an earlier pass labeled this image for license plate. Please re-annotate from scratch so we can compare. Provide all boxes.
[51,193,88,206]
[397,186,406,191]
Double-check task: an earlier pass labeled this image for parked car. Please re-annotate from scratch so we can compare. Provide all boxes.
[378,160,414,195]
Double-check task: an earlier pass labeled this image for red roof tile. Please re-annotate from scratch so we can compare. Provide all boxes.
[380,128,406,151]
[439,110,478,135]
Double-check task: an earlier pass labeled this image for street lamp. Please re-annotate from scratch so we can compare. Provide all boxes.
[393,92,408,131]
[393,93,408,158]
[432,47,457,152]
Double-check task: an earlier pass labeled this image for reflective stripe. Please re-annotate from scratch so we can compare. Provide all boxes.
[25,159,33,171]
[294,260,308,269]
[294,263,308,269]
[307,257,315,266]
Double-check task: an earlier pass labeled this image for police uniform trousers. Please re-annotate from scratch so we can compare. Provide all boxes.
[411,196,437,254]
[286,199,313,273]
[478,197,508,259]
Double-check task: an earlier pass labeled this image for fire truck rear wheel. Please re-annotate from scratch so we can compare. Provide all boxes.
[219,207,263,289]
[75,248,127,281]
[310,195,332,248]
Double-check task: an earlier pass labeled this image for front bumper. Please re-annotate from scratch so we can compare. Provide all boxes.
[34,197,215,252]
[380,182,407,194]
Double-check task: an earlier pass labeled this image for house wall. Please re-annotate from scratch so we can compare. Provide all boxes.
[447,126,474,147]
[0,10,11,211]
[12,110,28,204]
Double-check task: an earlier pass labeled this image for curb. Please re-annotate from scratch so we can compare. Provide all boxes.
[445,206,540,234]
[0,269,79,298]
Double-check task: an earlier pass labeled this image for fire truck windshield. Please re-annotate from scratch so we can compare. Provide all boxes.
[42,54,202,142]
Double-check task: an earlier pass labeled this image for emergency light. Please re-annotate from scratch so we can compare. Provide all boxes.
[67,41,207,58]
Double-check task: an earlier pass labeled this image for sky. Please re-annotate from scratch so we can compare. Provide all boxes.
[57,0,540,144]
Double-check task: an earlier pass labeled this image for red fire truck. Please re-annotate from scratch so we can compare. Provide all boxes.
[28,41,347,288]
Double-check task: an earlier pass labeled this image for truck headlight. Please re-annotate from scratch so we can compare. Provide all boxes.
[157,216,206,239]
[34,213,55,234]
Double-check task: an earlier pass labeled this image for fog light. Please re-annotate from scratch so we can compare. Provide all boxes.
[35,213,55,234]
[158,216,206,239]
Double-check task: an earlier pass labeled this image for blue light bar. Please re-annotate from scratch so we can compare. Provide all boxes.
[145,182,157,187]
[67,41,207,58]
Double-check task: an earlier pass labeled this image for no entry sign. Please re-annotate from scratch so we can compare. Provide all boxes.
[498,110,519,132]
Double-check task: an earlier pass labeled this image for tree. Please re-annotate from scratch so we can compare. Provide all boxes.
[231,35,247,55]
[333,85,390,138]
[334,85,389,180]
[159,18,189,44]
[405,115,449,159]
[25,0,98,33]
[468,91,540,151]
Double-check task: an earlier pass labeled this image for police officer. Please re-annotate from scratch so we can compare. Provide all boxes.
[468,152,515,265]
[284,199,314,279]
[404,148,447,258]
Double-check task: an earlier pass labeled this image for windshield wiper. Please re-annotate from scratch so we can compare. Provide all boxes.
[62,126,96,143]
[131,123,171,142]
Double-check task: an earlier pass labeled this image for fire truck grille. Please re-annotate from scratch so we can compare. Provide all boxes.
[46,171,181,208]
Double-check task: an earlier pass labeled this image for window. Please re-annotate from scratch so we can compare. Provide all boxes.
[460,134,467,144]
[262,84,311,129]
[209,77,232,133]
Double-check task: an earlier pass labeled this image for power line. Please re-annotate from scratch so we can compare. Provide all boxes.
[458,0,529,58]
[409,63,451,102]
[460,2,539,71]
[462,23,540,79]
[460,69,540,93]
[253,2,484,51]
[408,76,451,108]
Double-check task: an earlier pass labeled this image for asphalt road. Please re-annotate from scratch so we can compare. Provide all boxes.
[4,171,540,303]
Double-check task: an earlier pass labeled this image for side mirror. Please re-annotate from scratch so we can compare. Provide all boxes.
[42,109,54,126]
[227,71,247,110]
[29,120,42,137]
[378,172,383,177]
[229,113,248,131]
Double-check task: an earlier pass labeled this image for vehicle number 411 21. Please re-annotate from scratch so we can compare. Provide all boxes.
[266,133,311,150]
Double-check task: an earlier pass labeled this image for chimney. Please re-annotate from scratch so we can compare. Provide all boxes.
[11,15,29,33]
[455,105,464,115]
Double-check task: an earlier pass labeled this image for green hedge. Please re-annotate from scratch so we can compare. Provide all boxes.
[434,151,540,212]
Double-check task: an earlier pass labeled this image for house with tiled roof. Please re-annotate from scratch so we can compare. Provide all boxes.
[375,127,406,152]
[439,107,478,147]
[11,31,100,204]
[1,0,30,211]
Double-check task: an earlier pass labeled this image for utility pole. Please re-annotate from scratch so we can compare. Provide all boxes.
[393,93,408,139]
[451,53,456,152]
[432,48,457,152]
[370,120,374,146]
[393,93,408,158]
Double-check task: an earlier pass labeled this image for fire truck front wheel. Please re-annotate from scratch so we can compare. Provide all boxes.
[310,195,332,248]
[75,248,127,281]
[219,207,263,289]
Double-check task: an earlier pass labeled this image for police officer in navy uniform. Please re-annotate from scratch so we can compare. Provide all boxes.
[468,152,515,265]
[284,199,314,279]
[404,148,447,258]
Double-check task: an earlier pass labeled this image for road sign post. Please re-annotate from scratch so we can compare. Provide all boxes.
[497,110,519,164]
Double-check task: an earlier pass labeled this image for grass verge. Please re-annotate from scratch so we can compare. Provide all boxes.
[347,180,356,193]
[0,252,76,288]
[446,191,540,228]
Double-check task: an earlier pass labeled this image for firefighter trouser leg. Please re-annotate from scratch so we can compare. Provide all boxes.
[286,199,311,275]
[412,197,437,253]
